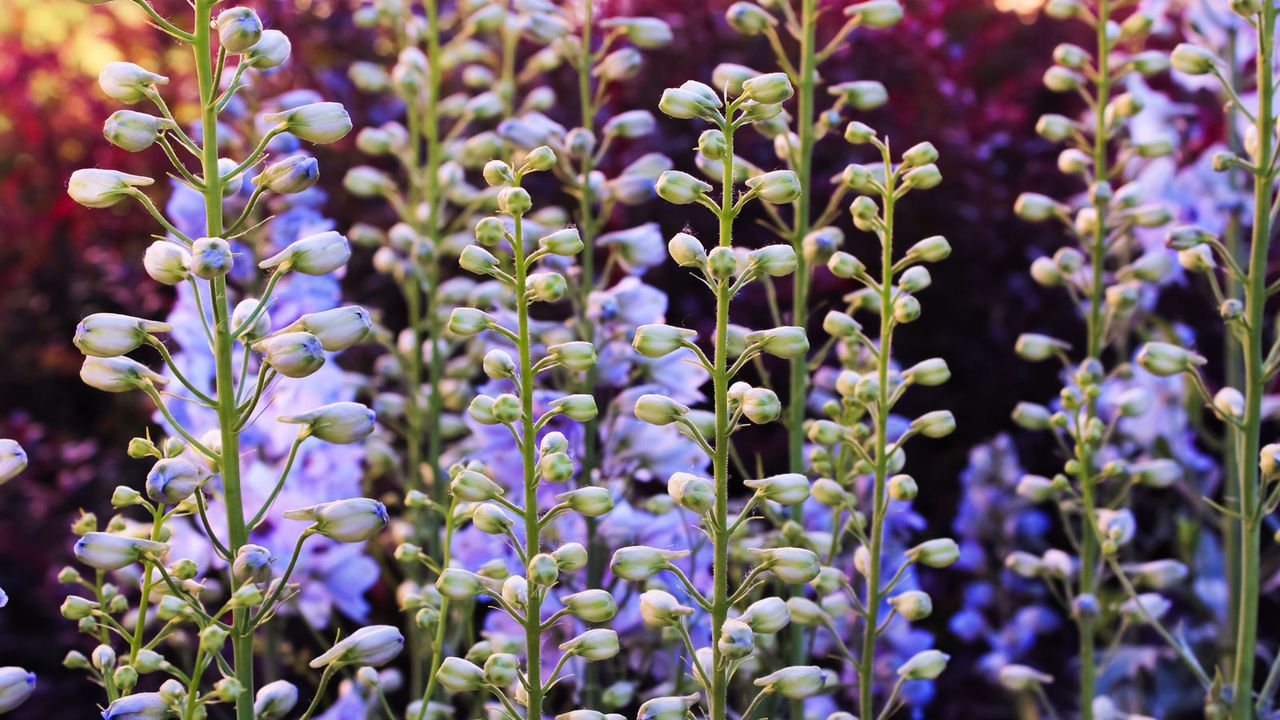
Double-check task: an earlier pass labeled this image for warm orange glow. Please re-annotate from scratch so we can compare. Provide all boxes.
[994,0,1045,19]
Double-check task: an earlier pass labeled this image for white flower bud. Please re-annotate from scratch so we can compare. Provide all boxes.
[561,589,617,623]
[244,29,291,69]
[897,649,949,680]
[746,326,809,358]
[216,7,263,53]
[436,657,485,693]
[67,168,153,209]
[907,538,960,568]
[600,16,673,48]
[1136,341,1206,376]
[741,72,794,105]
[560,629,619,661]
[539,228,583,256]
[610,545,688,581]
[633,324,696,358]
[741,387,782,424]
[101,692,169,719]
[636,694,701,720]
[284,498,389,542]
[253,332,325,378]
[142,241,190,285]
[889,590,932,621]
[668,472,715,514]
[752,547,820,584]
[310,625,404,668]
[1015,333,1070,362]
[232,544,273,585]
[265,102,352,144]
[436,568,487,601]
[80,356,167,393]
[73,313,171,358]
[639,589,694,627]
[753,665,826,699]
[604,109,655,138]
[1171,43,1217,75]
[0,667,35,713]
[283,306,372,352]
[748,244,799,276]
[998,665,1053,692]
[103,110,171,153]
[556,487,613,517]
[1014,192,1063,222]
[1126,559,1188,589]
[744,473,810,505]
[73,532,168,571]
[656,170,713,204]
[911,410,956,438]
[98,61,167,104]
[0,440,26,486]
[742,596,790,634]
[726,2,775,35]
[829,80,888,109]
[845,0,904,28]
[145,457,201,503]
[633,394,690,426]
[189,236,233,279]
[717,618,755,659]
[258,155,320,194]
[279,402,376,444]
[260,231,351,275]
[745,169,801,204]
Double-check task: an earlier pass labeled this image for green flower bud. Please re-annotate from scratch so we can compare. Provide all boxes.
[216,7,264,53]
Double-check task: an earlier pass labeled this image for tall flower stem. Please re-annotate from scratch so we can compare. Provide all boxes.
[422,0,446,509]
[1074,5,1115,716]
[709,114,738,720]
[784,3,819,716]
[1233,5,1275,717]
[193,1,253,716]
[513,207,546,720]
[858,141,895,720]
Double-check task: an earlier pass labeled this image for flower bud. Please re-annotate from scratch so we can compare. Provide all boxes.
[745,473,810,505]
[80,356,167,393]
[497,187,532,216]
[254,680,298,719]
[98,61,167,104]
[265,102,352,145]
[436,657,485,693]
[656,171,712,205]
[284,498,389,542]
[252,332,325,378]
[279,402,376,444]
[633,394,690,426]
[556,487,613,517]
[561,589,617,623]
[73,532,168,571]
[142,241,190,285]
[741,387,782,424]
[637,694,701,720]
[748,244,798,277]
[906,538,960,567]
[745,169,801,203]
[747,326,809,358]
[1136,341,1206,376]
[244,29,291,69]
[258,154,319,194]
[890,590,933,621]
[639,589,694,627]
[145,457,201,504]
[68,168,154,209]
[560,629,620,661]
[436,568,487,601]
[73,313,171,358]
[103,110,171,153]
[101,692,168,719]
[1014,193,1063,222]
[282,306,372,352]
[726,2,775,35]
[1015,333,1070,362]
[217,7,263,53]
[903,163,942,190]
[752,547,820,584]
[845,0,904,28]
[1171,43,1217,75]
[998,665,1054,692]
[742,596,791,634]
[828,251,866,278]
[898,649,949,680]
[344,166,395,196]
[540,228,583,256]
[1120,593,1171,623]
[753,666,826,699]
[633,324,696,358]
[667,472,715,514]
[0,440,26,486]
[830,80,887,109]
[260,231,351,275]
[610,545,688,581]
[888,474,917,501]
[309,626,404,671]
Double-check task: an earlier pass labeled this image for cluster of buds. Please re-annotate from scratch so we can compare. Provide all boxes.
[1006,1,1209,716]
[65,1,395,717]
[802,122,955,718]
[604,66,881,720]
[425,151,618,719]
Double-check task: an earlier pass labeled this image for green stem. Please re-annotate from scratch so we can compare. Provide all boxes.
[193,3,254,715]
[859,145,894,720]
[1233,6,1275,718]
[513,207,545,718]
[785,4,818,714]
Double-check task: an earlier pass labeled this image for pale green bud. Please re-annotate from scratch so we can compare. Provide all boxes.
[216,7,263,53]
[67,168,153,209]
[668,472,715,514]
[889,590,933,621]
[656,170,713,204]
[1171,43,1217,75]
[745,473,810,505]
[244,29,291,69]
[610,545,688,581]
[264,102,352,145]
[283,497,388,542]
[906,538,960,568]
[556,487,613,517]
[260,231,351,275]
[1136,341,1206,376]
[845,0,904,28]
[252,332,324,378]
[435,657,485,693]
[754,665,826,699]
[897,649,949,680]
[436,568,487,601]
